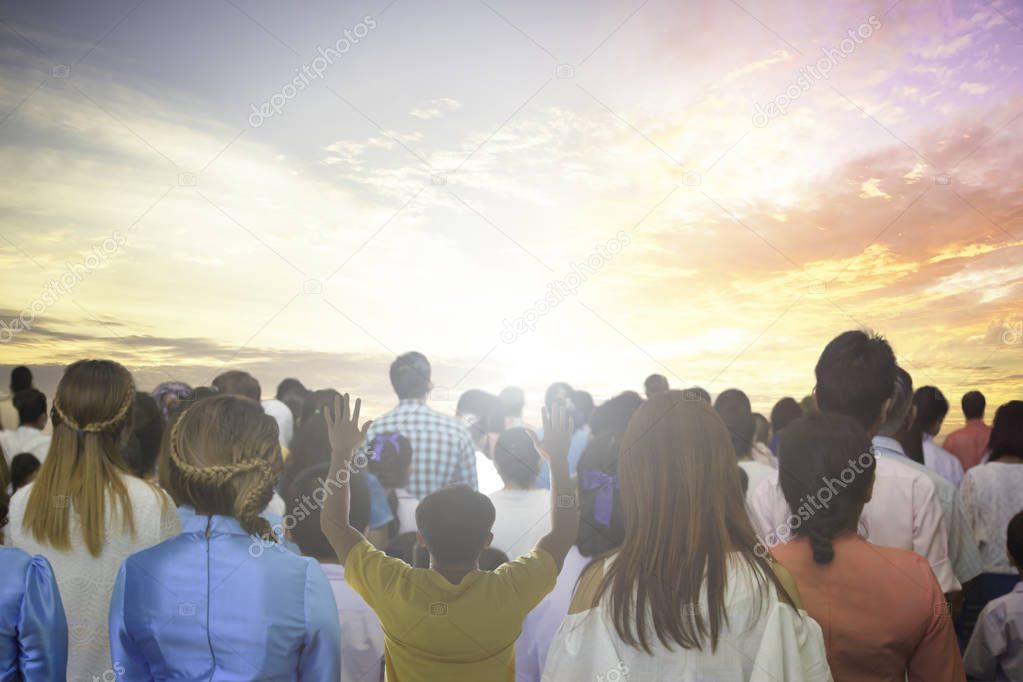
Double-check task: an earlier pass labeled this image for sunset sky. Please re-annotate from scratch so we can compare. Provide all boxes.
[1,0,1021,425]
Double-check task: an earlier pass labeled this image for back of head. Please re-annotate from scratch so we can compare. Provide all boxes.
[1007,510,1023,569]
[544,382,574,411]
[10,452,41,492]
[589,391,643,438]
[285,389,341,495]
[163,395,283,540]
[713,389,754,459]
[912,386,949,433]
[25,359,137,556]
[492,428,540,489]
[121,392,163,479]
[778,412,875,563]
[415,485,496,565]
[989,401,1023,461]
[572,390,595,426]
[289,463,371,558]
[456,389,503,432]
[880,368,917,458]
[390,352,431,400]
[366,432,413,489]
[962,390,986,421]
[752,413,770,445]
[643,373,669,398]
[770,397,802,431]
[211,370,262,402]
[151,381,194,422]
[276,378,309,422]
[681,386,711,404]
[814,330,896,432]
[576,431,626,557]
[10,365,32,393]
[598,391,779,654]
[13,388,46,426]
[498,386,525,419]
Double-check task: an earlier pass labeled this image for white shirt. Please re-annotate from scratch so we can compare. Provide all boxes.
[748,445,959,593]
[476,451,504,495]
[923,434,965,487]
[6,474,179,682]
[964,582,1023,681]
[960,461,1023,575]
[739,460,774,507]
[542,555,833,681]
[488,488,551,559]
[394,488,418,535]
[751,441,777,468]
[261,399,294,449]
[0,425,50,465]
[872,436,983,584]
[320,563,384,682]
[517,546,590,682]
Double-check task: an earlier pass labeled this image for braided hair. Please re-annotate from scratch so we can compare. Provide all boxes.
[164,394,283,541]
[777,411,876,564]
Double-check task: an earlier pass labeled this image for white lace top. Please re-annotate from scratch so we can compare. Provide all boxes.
[960,461,1023,575]
[6,474,179,682]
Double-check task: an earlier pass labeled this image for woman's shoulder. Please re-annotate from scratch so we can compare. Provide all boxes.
[120,473,172,505]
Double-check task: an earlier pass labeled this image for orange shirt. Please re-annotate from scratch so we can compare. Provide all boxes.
[943,420,992,471]
[772,534,965,682]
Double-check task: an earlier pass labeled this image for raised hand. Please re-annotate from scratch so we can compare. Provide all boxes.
[324,393,370,466]
[533,403,574,461]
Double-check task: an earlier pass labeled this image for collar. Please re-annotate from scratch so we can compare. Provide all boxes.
[181,513,250,537]
[872,435,906,458]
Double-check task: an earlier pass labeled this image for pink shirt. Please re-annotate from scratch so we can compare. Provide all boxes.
[943,419,992,471]
[748,455,959,593]
[772,535,964,682]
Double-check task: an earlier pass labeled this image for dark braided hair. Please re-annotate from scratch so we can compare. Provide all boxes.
[777,411,876,564]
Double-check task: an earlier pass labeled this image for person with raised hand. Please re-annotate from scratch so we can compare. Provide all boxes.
[320,394,579,681]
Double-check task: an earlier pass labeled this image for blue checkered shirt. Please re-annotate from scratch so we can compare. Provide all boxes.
[364,400,477,499]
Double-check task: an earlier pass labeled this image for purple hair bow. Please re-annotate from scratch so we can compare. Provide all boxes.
[371,433,402,461]
[582,469,619,527]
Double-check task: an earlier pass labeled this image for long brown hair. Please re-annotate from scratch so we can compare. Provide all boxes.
[23,359,137,556]
[595,391,790,654]
[163,394,282,540]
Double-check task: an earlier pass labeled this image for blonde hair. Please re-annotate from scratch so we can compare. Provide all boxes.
[163,394,282,540]
[23,359,138,556]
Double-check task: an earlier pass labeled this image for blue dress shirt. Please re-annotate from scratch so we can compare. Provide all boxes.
[109,514,341,681]
[0,547,67,682]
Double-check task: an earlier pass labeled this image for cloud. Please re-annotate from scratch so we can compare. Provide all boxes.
[859,177,892,200]
[410,97,462,120]
[959,82,992,95]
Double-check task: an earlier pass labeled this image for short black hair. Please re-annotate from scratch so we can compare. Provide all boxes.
[682,386,711,404]
[643,373,669,397]
[770,397,802,431]
[1007,510,1023,568]
[415,485,496,564]
[390,352,431,400]
[13,388,46,425]
[498,387,525,418]
[572,390,594,426]
[385,531,429,567]
[989,401,1023,462]
[493,428,540,488]
[589,391,643,438]
[10,452,41,492]
[544,382,574,410]
[814,330,896,431]
[456,389,504,435]
[962,391,986,420]
[10,366,32,393]
[714,389,755,458]
[289,464,371,559]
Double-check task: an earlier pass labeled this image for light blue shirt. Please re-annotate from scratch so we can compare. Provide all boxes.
[0,548,67,681]
[109,514,340,681]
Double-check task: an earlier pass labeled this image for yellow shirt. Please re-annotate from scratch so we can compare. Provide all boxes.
[344,540,558,681]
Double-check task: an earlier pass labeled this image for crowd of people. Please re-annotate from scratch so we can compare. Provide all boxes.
[0,328,1021,680]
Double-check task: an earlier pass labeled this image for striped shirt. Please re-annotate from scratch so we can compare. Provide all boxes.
[364,400,477,499]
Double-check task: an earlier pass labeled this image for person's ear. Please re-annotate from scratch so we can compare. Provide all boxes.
[416,530,428,548]
[483,532,493,549]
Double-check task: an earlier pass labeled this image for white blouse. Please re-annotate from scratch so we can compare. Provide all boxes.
[6,474,179,682]
[923,434,965,488]
[960,461,1023,575]
[542,556,832,681]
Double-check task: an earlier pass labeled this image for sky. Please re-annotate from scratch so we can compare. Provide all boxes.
[0,0,1021,426]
